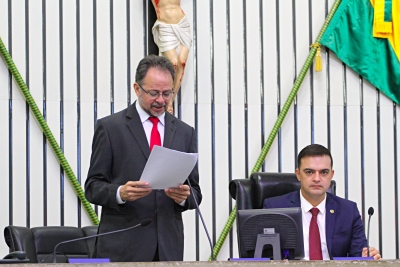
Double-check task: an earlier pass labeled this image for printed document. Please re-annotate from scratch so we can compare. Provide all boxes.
[139,146,198,189]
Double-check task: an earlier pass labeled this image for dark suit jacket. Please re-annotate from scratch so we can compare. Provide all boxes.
[263,191,367,258]
[85,102,202,262]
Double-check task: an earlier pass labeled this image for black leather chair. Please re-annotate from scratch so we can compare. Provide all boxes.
[81,225,98,260]
[229,172,336,210]
[4,225,98,263]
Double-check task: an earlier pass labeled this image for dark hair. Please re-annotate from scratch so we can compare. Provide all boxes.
[135,54,175,84]
[297,144,333,168]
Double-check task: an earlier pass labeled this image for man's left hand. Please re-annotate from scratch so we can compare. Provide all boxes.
[362,247,381,260]
[165,184,190,204]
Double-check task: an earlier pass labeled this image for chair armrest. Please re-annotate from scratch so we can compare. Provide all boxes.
[229,179,254,210]
[4,226,37,263]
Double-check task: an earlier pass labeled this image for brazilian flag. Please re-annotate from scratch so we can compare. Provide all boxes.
[320,0,400,103]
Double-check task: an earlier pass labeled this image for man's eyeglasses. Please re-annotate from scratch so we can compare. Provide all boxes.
[137,83,174,99]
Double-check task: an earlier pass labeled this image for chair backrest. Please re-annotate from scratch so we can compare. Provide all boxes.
[81,226,98,258]
[4,225,98,263]
[229,172,336,210]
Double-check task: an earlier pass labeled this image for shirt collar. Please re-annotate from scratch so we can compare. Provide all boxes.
[300,190,326,215]
[135,101,165,126]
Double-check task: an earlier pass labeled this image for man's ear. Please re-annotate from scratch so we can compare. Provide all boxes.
[295,168,300,181]
[133,83,140,96]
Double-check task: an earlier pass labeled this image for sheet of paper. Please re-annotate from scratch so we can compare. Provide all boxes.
[139,146,198,189]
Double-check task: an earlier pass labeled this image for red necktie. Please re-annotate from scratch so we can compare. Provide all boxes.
[309,207,323,260]
[148,117,161,151]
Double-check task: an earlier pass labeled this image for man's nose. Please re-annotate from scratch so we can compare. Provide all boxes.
[154,94,165,102]
[313,172,322,181]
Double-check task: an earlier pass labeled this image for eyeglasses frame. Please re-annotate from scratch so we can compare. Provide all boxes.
[137,83,174,100]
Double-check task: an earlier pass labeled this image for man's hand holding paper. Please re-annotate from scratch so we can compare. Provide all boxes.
[165,184,190,204]
[139,146,198,189]
[119,181,152,202]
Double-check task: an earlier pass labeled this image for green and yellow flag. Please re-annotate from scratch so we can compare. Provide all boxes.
[320,0,400,103]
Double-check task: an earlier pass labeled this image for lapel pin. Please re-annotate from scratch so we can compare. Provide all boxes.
[330,209,334,214]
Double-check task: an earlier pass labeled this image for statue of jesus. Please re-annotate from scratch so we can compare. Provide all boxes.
[151,0,191,114]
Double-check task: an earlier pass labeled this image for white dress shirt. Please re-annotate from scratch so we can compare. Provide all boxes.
[135,102,166,146]
[300,191,330,260]
[116,102,165,204]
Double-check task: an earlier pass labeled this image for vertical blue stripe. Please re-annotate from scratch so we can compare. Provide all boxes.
[309,0,314,144]
[143,0,148,56]
[126,0,131,106]
[260,0,266,172]
[8,0,13,227]
[8,98,13,226]
[243,0,249,177]
[226,0,233,258]
[343,64,348,199]
[42,0,48,226]
[177,89,181,119]
[210,0,216,246]
[393,102,399,259]
[376,90,382,255]
[110,0,114,115]
[325,1,331,151]
[76,0,82,227]
[93,0,98,215]
[59,0,65,226]
[360,77,366,221]
[192,0,200,260]
[275,0,282,172]
[393,102,399,258]
[25,0,31,228]
[292,0,298,168]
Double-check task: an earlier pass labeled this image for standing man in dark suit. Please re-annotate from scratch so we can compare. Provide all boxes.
[263,144,381,260]
[85,55,202,262]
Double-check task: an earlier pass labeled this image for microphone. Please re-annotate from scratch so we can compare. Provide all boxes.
[186,179,214,261]
[52,218,152,263]
[367,207,374,257]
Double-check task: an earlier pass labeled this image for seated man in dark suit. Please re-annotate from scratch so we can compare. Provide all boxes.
[263,144,381,260]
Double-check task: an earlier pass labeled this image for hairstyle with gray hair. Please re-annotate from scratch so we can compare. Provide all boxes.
[297,144,333,168]
[135,54,175,84]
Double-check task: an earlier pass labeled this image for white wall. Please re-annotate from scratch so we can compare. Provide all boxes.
[0,0,399,261]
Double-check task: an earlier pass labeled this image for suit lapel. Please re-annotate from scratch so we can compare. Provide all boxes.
[126,102,150,159]
[325,193,336,256]
[163,113,177,149]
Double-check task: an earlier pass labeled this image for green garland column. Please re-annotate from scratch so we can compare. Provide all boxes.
[210,0,342,260]
[0,37,99,226]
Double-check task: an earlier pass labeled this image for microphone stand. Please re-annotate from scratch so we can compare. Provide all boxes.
[367,207,374,257]
[186,179,215,261]
[53,219,152,263]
